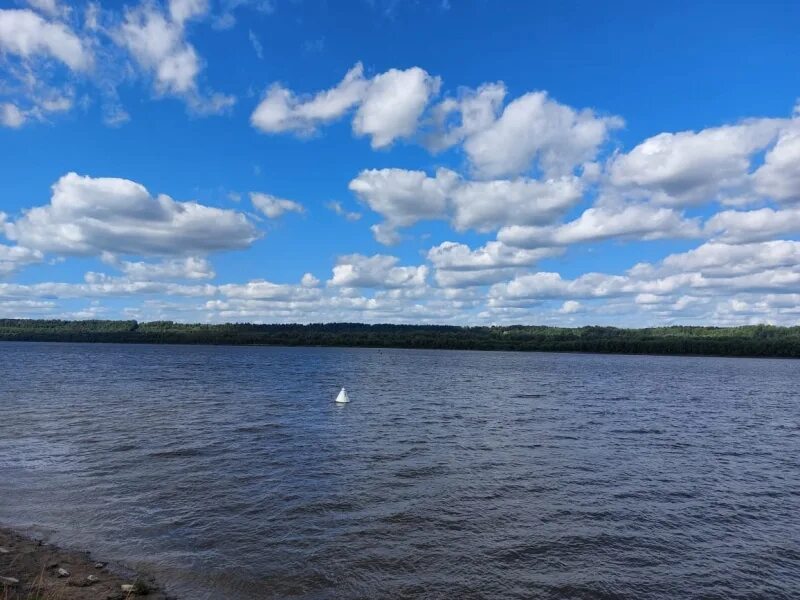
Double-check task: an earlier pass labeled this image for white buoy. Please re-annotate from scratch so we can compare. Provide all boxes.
[335,387,350,403]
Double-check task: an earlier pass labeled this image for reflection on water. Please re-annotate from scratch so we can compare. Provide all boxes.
[1,342,799,599]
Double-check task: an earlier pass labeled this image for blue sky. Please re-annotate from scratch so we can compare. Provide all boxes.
[1,0,800,325]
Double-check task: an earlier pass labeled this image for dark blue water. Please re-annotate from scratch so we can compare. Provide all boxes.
[1,342,799,599]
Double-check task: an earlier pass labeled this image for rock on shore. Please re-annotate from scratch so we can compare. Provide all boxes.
[0,527,172,600]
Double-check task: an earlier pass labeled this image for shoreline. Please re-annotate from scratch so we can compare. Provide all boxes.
[1,319,799,360]
[0,527,172,600]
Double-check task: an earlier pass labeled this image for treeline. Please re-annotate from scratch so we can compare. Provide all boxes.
[0,319,799,358]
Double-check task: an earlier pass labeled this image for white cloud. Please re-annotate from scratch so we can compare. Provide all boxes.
[113,256,216,280]
[428,241,560,287]
[0,8,91,71]
[489,240,800,316]
[368,224,400,246]
[251,63,368,134]
[250,192,305,218]
[705,206,800,244]
[118,7,198,95]
[752,123,800,203]
[251,69,623,165]
[425,82,506,151]
[24,0,64,19]
[449,175,583,232]
[218,279,321,302]
[252,63,440,147]
[489,271,612,303]
[499,204,700,248]
[0,102,26,128]
[558,300,581,314]
[117,2,234,113]
[428,241,554,271]
[349,167,583,243]
[0,1,248,125]
[325,201,361,221]
[329,254,428,289]
[0,279,215,301]
[0,92,75,128]
[634,240,800,280]
[349,168,456,242]
[248,28,263,59]
[464,91,623,178]
[0,243,43,276]
[4,172,259,256]
[301,272,319,287]
[102,105,131,128]
[5,234,800,325]
[608,119,785,206]
[352,66,440,148]
[168,0,208,26]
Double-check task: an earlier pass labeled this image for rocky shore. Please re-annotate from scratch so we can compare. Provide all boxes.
[0,527,172,600]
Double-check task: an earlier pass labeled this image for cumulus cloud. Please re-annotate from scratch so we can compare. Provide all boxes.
[705,206,800,244]
[428,241,555,271]
[489,240,800,316]
[608,119,785,206]
[499,204,700,248]
[3,172,259,257]
[0,8,92,71]
[0,8,93,127]
[349,167,584,243]
[348,168,455,242]
[352,66,441,148]
[117,0,234,113]
[5,235,800,325]
[558,300,582,314]
[251,63,369,134]
[0,279,215,301]
[301,272,319,287]
[428,241,561,287]
[251,69,623,170]
[449,176,583,232]
[250,192,305,218]
[111,256,216,280]
[252,63,440,147]
[0,243,43,276]
[463,91,623,178]
[1,1,244,125]
[632,240,800,280]
[425,82,507,151]
[329,254,428,289]
[752,123,800,203]
[218,278,321,302]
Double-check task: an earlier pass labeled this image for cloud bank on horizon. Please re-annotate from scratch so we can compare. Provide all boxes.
[1,0,800,326]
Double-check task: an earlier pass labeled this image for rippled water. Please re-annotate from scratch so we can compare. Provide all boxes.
[1,342,799,599]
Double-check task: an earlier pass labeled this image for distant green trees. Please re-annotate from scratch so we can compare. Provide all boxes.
[0,319,798,358]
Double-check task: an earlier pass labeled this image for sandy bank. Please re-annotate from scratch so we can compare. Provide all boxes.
[0,527,172,600]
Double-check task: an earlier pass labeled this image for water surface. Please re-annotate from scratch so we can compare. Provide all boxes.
[1,342,798,599]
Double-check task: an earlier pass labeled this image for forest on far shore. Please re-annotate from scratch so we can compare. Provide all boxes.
[0,319,799,358]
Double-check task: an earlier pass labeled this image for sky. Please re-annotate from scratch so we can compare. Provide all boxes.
[1,0,800,326]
